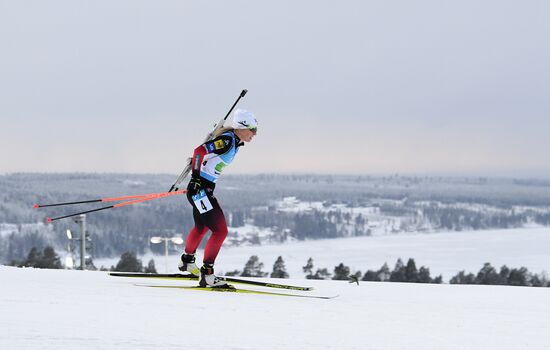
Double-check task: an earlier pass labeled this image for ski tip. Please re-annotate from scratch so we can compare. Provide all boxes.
[33,203,40,209]
[46,217,53,224]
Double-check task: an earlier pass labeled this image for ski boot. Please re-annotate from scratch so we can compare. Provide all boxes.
[178,253,200,276]
[200,264,232,288]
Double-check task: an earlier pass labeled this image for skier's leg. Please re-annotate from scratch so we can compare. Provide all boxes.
[184,208,209,254]
[199,197,230,287]
[179,208,208,275]
[202,198,228,264]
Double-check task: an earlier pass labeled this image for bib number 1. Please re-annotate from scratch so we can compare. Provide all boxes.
[192,189,213,214]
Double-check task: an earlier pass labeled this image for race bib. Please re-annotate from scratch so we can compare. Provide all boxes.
[192,189,213,214]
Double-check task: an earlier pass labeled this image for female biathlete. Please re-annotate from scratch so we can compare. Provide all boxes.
[178,109,258,287]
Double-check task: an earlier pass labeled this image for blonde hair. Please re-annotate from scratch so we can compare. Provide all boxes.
[213,126,235,138]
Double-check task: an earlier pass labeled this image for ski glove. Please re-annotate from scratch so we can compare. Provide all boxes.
[188,177,203,195]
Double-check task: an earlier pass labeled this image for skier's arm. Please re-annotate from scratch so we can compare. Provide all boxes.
[191,135,233,177]
[191,146,207,177]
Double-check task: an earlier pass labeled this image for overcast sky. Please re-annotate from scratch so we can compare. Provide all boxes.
[1,0,549,176]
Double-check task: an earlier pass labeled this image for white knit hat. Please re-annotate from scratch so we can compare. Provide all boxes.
[232,109,258,130]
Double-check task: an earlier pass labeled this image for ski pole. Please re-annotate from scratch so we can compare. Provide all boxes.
[168,89,248,192]
[36,190,186,222]
[34,190,186,208]
[45,195,167,222]
[46,205,117,223]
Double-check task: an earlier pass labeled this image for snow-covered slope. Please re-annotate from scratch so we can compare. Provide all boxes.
[1,266,548,350]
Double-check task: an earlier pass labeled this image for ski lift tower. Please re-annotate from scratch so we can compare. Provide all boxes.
[65,229,76,269]
[73,214,87,270]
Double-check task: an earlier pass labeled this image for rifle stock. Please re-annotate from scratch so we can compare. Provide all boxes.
[168,89,248,192]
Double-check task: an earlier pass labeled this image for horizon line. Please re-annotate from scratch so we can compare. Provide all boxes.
[1,171,549,181]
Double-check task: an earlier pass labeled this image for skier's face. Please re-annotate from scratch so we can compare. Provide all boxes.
[237,128,256,142]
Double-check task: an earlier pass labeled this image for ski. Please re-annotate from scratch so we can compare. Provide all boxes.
[135,284,337,300]
[109,272,314,291]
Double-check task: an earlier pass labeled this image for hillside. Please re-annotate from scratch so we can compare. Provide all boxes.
[3,173,550,264]
[1,266,548,350]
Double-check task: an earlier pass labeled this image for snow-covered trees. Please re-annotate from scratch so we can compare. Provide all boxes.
[241,255,268,277]
[332,263,351,280]
[270,256,289,278]
[303,257,332,280]
[360,259,442,284]
[10,246,62,269]
[450,263,543,287]
[112,252,143,272]
[144,259,157,273]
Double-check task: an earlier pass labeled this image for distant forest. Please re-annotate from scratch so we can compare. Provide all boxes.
[10,245,550,288]
[1,173,550,263]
